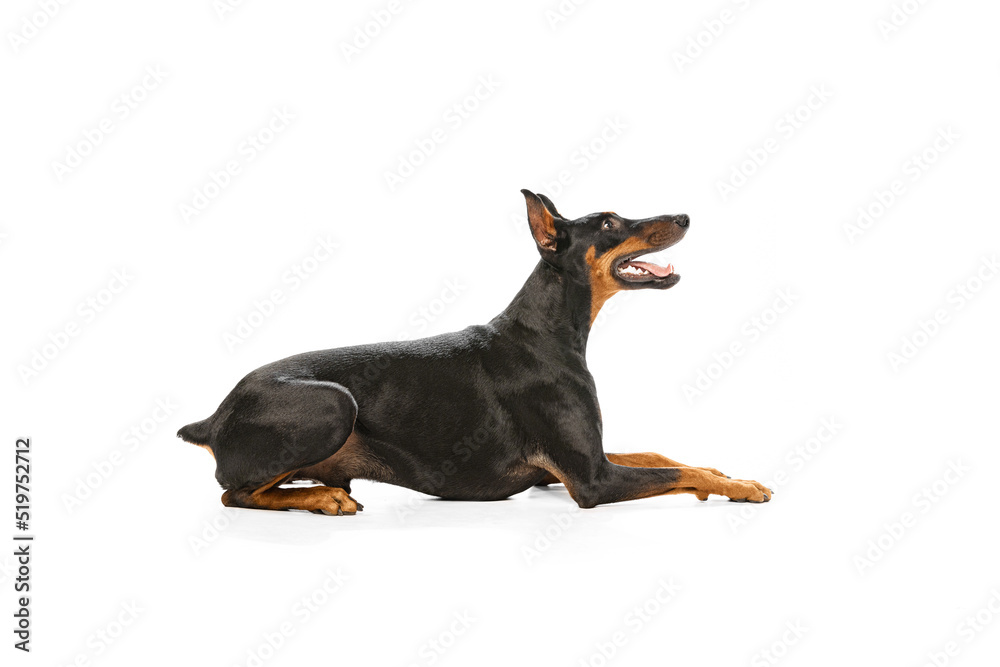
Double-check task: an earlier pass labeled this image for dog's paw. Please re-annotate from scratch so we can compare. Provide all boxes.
[696,466,728,478]
[311,487,363,515]
[724,479,772,503]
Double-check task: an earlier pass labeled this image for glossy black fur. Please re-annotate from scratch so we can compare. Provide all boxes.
[178,191,694,509]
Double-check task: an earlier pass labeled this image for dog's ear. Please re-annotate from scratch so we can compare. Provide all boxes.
[536,193,564,219]
[521,189,564,255]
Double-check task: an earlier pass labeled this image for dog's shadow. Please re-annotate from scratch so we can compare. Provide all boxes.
[208,483,726,549]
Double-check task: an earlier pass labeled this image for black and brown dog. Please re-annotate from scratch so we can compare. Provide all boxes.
[178,190,771,515]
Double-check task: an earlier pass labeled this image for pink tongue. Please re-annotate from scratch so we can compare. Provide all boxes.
[629,260,674,277]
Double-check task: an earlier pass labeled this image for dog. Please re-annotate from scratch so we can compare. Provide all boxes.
[178,190,771,515]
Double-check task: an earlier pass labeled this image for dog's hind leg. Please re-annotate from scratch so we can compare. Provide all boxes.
[209,376,364,514]
[534,472,561,486]
[222,474,363,515]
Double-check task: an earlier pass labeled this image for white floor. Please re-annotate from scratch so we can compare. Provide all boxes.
[31,441,1000,666]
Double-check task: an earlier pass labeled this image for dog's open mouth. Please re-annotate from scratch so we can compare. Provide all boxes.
[614,248,677,284]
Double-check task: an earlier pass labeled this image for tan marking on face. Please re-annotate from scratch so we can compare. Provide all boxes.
[197,445,215,460]
[584,236,655,326]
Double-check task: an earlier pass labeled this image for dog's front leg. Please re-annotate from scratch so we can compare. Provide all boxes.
[531,406,769,507]
[606,452,729,479]
[544,458,771,509]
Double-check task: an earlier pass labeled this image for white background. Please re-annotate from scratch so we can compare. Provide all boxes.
[3,1,999,665]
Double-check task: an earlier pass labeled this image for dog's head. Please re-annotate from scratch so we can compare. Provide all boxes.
[521,189,689,323]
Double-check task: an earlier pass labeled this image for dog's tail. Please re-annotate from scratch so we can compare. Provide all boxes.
[177,417,212,445]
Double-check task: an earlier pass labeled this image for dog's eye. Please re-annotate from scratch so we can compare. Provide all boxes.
[603,220,614,230]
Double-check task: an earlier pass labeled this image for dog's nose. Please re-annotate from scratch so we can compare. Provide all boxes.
[675,214,690,228]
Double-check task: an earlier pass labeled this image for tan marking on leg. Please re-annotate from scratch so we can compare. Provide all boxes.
[222,472,362,515]
[607,452,679,468]
[616,467,770,503]
[607,452,727,478]
[609,453,710,499]
[252,486,360,515]
[528,454,767,506]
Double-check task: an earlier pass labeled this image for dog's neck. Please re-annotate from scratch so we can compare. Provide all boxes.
[492,260,597,357]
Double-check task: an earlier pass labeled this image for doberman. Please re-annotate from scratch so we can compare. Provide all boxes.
[178,190,771,515]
